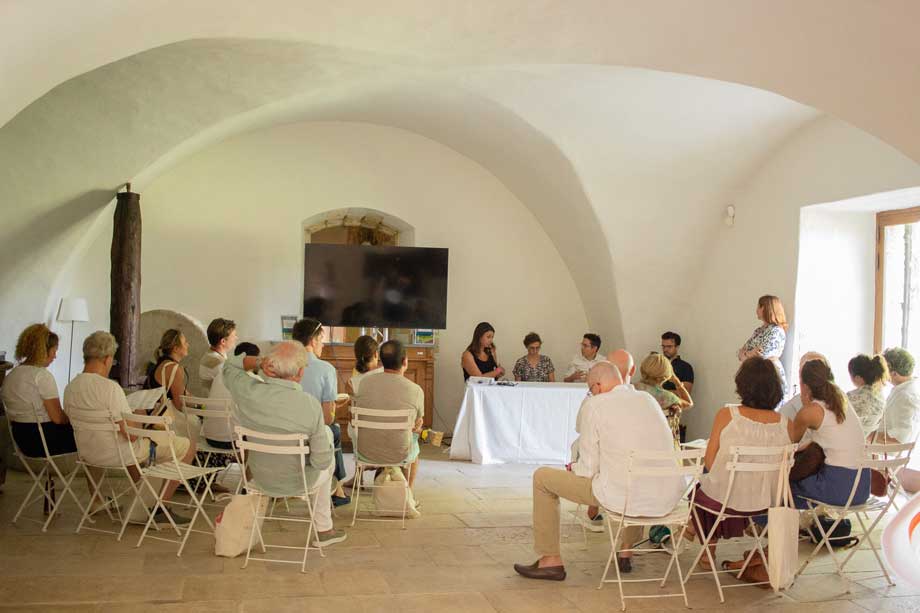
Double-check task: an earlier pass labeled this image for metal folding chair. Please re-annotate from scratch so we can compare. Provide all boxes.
[178,395,241,499]
[683,443,797,603]
[349,406,416,529]
[598,447,705,611]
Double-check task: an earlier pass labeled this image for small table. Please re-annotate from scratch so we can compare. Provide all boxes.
[449,381,589,465]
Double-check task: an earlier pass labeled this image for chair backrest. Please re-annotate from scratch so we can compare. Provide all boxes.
[620,447,705,516]
[123,412,184,468]
[234,425,312,495]
[717,444,798,513]
[67,411,129,469]
[351,406,415,457]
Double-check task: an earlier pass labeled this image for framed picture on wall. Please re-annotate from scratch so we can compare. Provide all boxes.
[281,315,298,340]
[414,329,435,345]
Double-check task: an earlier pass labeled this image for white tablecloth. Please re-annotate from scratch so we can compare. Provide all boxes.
[449,382,589,465]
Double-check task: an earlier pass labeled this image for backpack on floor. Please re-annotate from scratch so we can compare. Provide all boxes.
[806,517,858,548]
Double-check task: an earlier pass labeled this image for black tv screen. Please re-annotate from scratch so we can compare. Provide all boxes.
[303,244,449,329]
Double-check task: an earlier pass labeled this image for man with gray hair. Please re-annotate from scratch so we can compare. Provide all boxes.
[222,340,345,547]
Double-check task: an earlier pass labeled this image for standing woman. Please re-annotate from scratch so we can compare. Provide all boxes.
[738,295,789,399]
[462,322,505,380]
[846,353,889,437]
[512,332,555,382]
[1,323,76,457]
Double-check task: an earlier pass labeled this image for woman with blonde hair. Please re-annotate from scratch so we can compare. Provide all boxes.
[738,294,789,400]
[0,323,76,456]
[635,352,692,444]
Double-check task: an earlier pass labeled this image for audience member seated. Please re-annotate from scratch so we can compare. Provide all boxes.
[514,362,686,580]
[462,321,504,380]
[144,329,190,416]
[2,324,77,457]
[846,353,889,437]
[875,347,920,493]
[563,333,604,383]
[292,318,348,506]
[635,352,692,445]
[512,332,555,382]
[65,331,195,522]
[790,360,870,508]
[353,340,425,489]
[686,357,793,569]
[346,335,383,396]
[198,318,238,394]
[606,349,636,384]
[203,342,259,450]
[222,340,346,547]
[738,295,789,400]
[660,331,695,394]
[778,351,830,420]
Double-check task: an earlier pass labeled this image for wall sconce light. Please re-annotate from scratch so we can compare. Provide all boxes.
[723,205,736,227]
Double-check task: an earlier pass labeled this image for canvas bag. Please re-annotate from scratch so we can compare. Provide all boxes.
[372,467,420,519]
[767,451,799,591]
[214,493,268,557]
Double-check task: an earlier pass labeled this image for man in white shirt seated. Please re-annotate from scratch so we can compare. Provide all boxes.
[515,362,686,580]
[777,351,830,420]
[198,318,238,395]
[563,333,605,383]
[876,347,920,493]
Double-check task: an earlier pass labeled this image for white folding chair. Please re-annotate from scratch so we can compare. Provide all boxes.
[350,406,416,529]
[122,412,223,555]
[6,414,86,531]
[796,441,915,586]
[235,425,326,573]
[683,443,797,603]
[598,448,705,611]
[178,395,241,499]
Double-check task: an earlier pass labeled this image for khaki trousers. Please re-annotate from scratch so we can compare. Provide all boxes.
[533,466,642,556]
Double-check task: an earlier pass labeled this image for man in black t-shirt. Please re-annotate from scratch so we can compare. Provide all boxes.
[660,331,694,394]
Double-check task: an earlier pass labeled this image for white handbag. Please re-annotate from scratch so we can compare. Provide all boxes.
[214,493,268,557]
[372,467,420,519]
[767,454,799,591]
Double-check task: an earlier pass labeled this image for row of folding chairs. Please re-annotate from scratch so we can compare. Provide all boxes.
[592,440,914,611]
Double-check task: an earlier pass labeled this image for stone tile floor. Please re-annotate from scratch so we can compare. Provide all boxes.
[0,446,917,612]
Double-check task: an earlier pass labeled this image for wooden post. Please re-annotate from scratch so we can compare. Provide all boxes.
[110,186,142,387]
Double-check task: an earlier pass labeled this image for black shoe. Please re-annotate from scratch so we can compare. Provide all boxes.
[617,556,632,573]
[154,509,191,525]
[332,494,351,507]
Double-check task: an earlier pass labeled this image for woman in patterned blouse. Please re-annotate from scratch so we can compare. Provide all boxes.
[512,332,555,382]
[847,353,889,437]
[738,295,789,400]
[635,352,692,444]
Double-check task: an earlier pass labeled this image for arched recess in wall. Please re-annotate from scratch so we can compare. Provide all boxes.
[302,207,417,343]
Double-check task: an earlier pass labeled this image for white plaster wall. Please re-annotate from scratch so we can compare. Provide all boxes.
[65,121,590,431]
[795,209,877,391]
[681,117,920,439]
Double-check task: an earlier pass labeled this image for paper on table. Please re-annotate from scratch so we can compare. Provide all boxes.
[126,388,163,412]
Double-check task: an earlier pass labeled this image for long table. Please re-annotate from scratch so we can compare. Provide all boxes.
[449,381,589,465]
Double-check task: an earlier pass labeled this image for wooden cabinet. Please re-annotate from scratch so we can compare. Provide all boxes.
[320,343,436,445]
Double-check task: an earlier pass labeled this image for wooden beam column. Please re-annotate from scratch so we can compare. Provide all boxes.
[110,186,142,387]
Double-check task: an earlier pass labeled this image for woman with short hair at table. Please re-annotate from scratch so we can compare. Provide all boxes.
[634,353,692,444]
[512,332,555,382]
[738,294,790,400]
[462,322,505,381]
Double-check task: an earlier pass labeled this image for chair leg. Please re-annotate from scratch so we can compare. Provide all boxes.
[76,465,106,534]
[351,465,364,527]
[12,462,49,524]
[42,462,85,532]
[853,511,894,585]
[243,494,263,569]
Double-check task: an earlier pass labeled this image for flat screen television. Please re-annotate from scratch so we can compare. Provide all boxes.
[303,244,449,329]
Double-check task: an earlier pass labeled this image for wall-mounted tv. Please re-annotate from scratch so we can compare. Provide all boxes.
[303,244,449,329]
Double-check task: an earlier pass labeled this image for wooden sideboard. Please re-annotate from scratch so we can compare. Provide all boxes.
[320,343,436,446]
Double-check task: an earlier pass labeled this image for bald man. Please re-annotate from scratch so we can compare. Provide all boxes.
[778,351,831,420]
[515,362,685,580]
[606,349,636,384]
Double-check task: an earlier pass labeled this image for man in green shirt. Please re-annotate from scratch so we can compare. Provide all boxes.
[223,341,346,547]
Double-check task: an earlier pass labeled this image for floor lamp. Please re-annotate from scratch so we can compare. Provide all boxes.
[57,297,89,382]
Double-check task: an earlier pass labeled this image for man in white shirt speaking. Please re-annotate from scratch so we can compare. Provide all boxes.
[563,333,604,383]
[514,361,686,581]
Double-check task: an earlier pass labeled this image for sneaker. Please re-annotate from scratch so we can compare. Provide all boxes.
[331,494,351,507]
[312,529,347,548]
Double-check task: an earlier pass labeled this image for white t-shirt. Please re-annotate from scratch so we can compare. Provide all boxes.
[203,367,236,442]
[564,354,607,378]
[1,365,59,423]
[199,350,225,394]
[810,401,866,470]
[64,372,143,467]
[350,367,384,396]
[882,378,920,444]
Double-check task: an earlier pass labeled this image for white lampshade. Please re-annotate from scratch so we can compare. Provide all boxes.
[57,297,89,323]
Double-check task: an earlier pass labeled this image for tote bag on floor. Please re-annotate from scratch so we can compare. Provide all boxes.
[767,454,798,591]
[214,493,268,557]
[372,467,420,519]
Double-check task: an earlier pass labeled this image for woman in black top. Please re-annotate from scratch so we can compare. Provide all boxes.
[462,322,505,381]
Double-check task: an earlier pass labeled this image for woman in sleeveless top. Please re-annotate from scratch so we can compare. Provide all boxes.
[461,322,505,381]
[145,329,191,412]
[791,360,870,508]
[687,358,794,569]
